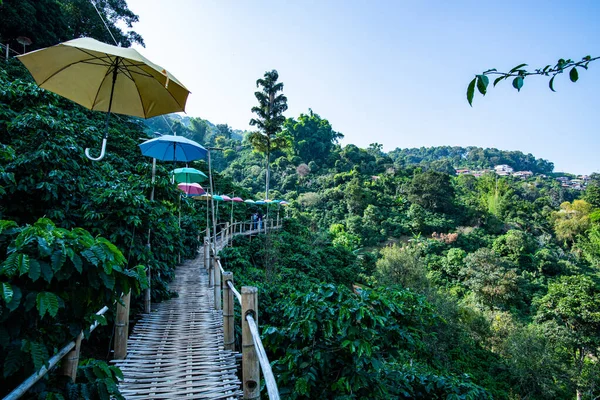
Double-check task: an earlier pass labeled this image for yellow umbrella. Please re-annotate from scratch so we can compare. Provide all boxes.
[17,37,190,161]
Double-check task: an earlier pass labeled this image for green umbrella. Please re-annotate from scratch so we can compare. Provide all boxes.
[172,167,207,184]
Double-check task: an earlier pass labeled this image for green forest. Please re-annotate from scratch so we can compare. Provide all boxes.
[1,1,599,399]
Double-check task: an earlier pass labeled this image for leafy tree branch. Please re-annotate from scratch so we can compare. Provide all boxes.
[467,55,599,105]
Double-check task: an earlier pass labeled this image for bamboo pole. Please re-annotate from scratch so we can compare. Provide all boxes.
[209,248,214,288]
[60,332,83,382]
[114,291,131,360]
[242,286,260,400]
[214,256,222,310]
[222,272,234,351]
[204,234,210,271]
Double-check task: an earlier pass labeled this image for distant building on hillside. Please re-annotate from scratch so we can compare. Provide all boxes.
[494,164,514,174]
[455,169,470,175]
[513,171,533,179]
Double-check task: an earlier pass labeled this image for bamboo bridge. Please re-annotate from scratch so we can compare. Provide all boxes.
[4,219,282,400]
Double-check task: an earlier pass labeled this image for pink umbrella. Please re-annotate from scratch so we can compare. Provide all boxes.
[177,183,205,196]
[232,197,244,202]
[221,195,232,202]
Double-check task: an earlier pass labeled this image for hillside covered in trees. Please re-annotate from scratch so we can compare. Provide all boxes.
[1,1,599,399]
[155,106,600,399]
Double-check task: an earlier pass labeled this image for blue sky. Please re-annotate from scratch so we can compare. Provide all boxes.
[124,0,599,174]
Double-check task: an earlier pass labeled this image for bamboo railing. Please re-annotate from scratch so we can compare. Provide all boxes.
[5,219,281,400]
[3,297,130,400]
[209,245,281,399]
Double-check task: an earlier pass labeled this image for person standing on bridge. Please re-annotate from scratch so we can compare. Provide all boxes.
[252,212,258,230]
[257,210,263,231]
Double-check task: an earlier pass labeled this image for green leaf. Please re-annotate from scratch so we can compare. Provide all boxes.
[549,76,557,92]
[476,75,489,95]
[40,261,53,283]
[1,282,13,303]
[71,253,82,273]
[569,67,578,82]
[509,63,527,73]
[82,249,99,266]
[27,341,49,371]
[1,253,19,277]
[36,292,60,318]
[3,345,22,378]
[99,271,115,290]
[6,286,21,312]
[28,259,41,281]
[51,250,65,272]
[466,78,476,106]
[512,76,524,91]
[493,76,504,87]
[16,254,29,276]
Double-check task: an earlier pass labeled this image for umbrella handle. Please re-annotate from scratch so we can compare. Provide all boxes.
[85,138,108,161]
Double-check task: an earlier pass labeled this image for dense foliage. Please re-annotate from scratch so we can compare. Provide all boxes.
[1,4,599,397]
[208,102,598,398]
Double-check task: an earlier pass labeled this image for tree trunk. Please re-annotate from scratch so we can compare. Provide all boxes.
[265,140,271,200]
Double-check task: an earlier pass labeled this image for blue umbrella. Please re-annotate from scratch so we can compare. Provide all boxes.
[139,135,207,162]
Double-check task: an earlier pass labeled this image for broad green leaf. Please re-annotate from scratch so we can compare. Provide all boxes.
[476,75,489,95]
[512,76,524,91]
[1,282,13,303]
[3,345,22,378]
[466,78,476,106]
[569,67,578,82]
[1,253,19,277]
[36,291,60,318]
[28,259,41,281]
[71,253,83,273]
[51,250,65,272]
[16,254,29,276]
[27,341,49,371]
[6,286,21,312]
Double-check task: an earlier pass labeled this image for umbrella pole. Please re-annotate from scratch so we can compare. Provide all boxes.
[230,192,234,228]
[85,57,120,161]
[208,150,217,247]
[144,156,156,314]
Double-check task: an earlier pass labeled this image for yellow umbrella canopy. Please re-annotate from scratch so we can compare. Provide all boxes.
[17,37,190,160]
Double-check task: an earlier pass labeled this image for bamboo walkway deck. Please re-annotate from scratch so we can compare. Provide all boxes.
[113,249,242,399]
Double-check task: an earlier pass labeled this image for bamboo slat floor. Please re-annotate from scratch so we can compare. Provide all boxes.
[113,250,242,399]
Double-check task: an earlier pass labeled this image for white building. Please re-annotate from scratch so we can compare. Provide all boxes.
[494,164,514,173]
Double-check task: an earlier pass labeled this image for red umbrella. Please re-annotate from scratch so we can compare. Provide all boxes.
[177,183,205,196]
[232,197,243,202]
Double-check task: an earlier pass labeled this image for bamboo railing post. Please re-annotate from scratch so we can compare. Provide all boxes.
[222,272,234,351]
[60,332,83,382]
[144,265,151,313]
[214,256,222,310]
[209,248,214,288]
[114,291,131,360]
[242,286,260,400]
[204,235,210,271]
